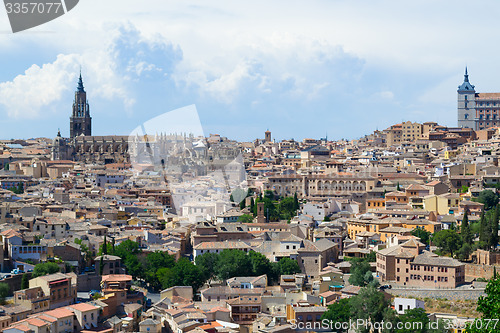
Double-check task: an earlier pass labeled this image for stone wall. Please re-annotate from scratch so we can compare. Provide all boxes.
[465,263,500,280]
[475,249,500,266]
[76,273,102,292]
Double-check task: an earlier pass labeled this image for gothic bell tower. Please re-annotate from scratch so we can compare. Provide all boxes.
[70,72,92,138]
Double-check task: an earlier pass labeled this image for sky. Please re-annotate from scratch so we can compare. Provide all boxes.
[0,0,500,141]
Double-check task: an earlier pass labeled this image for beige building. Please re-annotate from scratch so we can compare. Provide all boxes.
[265,174,377,199]
[386,124,402,147]
[376,239,465,288]
[401,121,423,142]
[13,287,50,314]
[29,273,77,310]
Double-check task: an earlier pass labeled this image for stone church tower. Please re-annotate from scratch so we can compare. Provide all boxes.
[70,73,92,138]
[457,67,476,129]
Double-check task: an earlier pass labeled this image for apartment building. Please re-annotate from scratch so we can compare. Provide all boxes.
[376,239,465,288]
[29,273,77,310]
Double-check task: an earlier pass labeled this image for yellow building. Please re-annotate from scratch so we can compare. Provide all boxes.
[423,194,460,215]
[400,220,442,233]
[347,219,391,240]
[444,149,460,160]
[366,198,386,212]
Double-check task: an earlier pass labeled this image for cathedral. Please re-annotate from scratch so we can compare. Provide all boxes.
[51,73,241,167]
[51,73,130,163]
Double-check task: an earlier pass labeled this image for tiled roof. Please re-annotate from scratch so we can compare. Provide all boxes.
[68,303,98,312]
[412,251,464,267]
[45,308,74,319]
[194,241,250,250]
[101,274,132,283]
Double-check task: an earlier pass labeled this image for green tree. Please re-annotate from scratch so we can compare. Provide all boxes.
[32,262,60,278]
[278,196,298,220]
[479,210,490,249]
[99,256,104,275]
[411,227,431,246]
[397,182,401,191]
[0,283,9,303]
[114,240,141,260]
[21,274,30,289]
[490,205,499,249]
[348,259,373,286]
[264,190,275,200]
[159,258,204,292]
[457,243,472,261]
[249,250,273,277]
[144,251,176,289]
[237,214,254,223]
[349,286,390,333]
[461,210,473,246]
[467,273,500,333]
[253,197,279,221]
[124,255,144,279]
[195,252,219,281]
[215,249,252,280]
[277,257,301,276]
[476,190,499,210]
[293,192,300,211]
[320,298,351,331]
[103,236,108,255]
[250,198,255,214]
[398,308,431,333]
[432,229,462,257]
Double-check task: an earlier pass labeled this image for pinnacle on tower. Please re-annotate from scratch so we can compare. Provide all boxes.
[77,71,85,93]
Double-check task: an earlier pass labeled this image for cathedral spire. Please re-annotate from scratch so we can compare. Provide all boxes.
[77,71,85,93]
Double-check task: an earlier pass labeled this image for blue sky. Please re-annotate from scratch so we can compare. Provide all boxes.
[1,0,500,141]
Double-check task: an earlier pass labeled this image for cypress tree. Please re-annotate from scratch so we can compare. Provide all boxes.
[490,205,500,250]
[103,235,108,255]
[99,256,104,275]
[250,198,255,216]
[480,210,490,249]
[461,210,473,246]
[293,192,299,211]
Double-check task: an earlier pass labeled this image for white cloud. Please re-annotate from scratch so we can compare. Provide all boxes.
[373,91,395,101]
[0,54,77,118]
